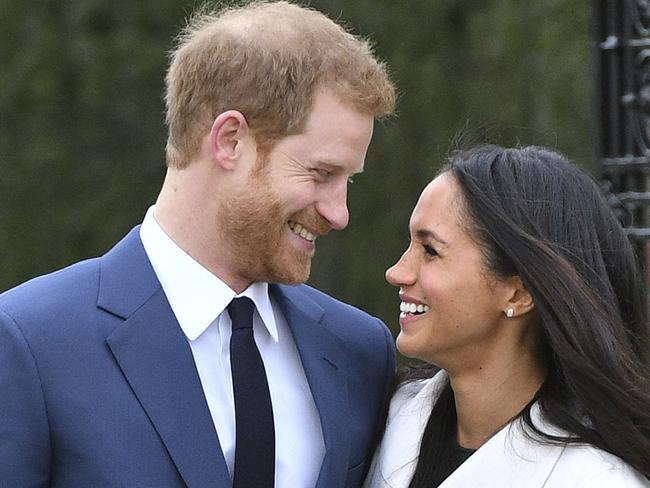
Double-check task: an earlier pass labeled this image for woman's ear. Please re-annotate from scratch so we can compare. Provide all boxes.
[502,276,535,318]
[208,110,250,170]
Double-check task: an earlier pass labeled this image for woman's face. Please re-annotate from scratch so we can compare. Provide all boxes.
[386,173,516,369]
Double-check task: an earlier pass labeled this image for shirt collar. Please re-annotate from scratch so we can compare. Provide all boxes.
[139,206,279,342]
[235,281,278,342]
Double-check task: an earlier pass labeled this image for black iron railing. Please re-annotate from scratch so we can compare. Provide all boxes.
[594,0,650,287]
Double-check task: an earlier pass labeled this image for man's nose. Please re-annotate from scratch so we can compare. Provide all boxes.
[316,180,349,230]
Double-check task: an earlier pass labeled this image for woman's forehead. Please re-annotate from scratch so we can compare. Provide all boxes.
[410,174,464,237]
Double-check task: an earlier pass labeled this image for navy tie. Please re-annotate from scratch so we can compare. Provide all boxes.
[228,297,275,488]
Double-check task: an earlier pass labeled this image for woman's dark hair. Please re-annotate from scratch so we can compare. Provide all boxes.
[407,145,650,486]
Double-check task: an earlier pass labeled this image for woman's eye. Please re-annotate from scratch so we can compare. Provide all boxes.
[423,244,438,257]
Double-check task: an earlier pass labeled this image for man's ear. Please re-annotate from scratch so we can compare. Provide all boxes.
[209,110,250,170]
[503,276,535,318]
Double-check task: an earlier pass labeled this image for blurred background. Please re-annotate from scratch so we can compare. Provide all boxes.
[0,0,606,336]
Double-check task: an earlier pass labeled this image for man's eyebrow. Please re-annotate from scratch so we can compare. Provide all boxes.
[312,159,340,168]
[313,159,365,174]
[415,228,448,246]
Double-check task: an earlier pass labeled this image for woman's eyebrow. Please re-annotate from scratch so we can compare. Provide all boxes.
[415,228,448,246]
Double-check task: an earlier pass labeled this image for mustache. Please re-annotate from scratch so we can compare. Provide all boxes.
[289,209,331,236]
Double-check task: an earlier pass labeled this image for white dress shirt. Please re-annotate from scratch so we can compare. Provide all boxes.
[140,207,325,487]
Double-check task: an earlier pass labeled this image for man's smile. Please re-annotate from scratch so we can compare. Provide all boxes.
[288,220,317,242]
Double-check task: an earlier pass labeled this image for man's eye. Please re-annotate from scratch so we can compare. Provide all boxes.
[423,244,438,257]
[314,168,332,179]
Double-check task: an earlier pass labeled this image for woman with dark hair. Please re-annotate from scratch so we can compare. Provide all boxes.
[364,145,650,487]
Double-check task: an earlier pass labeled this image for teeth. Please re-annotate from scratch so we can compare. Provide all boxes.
[400,301,430,315]
[289,221,316,242]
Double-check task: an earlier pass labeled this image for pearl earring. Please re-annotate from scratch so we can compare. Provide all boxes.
[506,308,514,318]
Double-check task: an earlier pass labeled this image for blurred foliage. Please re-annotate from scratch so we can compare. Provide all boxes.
[1,0,591,336]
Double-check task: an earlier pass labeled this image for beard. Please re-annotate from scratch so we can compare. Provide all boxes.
[217,169,329,285]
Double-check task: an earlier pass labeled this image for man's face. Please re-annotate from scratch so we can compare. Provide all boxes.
[219,89,375,285]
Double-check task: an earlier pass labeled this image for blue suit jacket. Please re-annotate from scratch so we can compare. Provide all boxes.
[0,227,396,487]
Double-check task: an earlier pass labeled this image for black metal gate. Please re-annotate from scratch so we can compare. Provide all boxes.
[594,0,650,294]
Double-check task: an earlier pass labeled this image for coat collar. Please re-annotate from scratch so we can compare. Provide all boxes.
[99,227,231,487]
[97,226,159,319]
[441,404,567,488]
[368,371,569,488]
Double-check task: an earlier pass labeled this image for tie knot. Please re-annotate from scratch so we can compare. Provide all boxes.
[228,297,255,331]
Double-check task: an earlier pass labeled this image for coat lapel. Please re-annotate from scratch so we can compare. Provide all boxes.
[99,227,230,488]
[364,373,446,488]
[440,404,567,488]
[271,285,350,488]
[368,370,568,488]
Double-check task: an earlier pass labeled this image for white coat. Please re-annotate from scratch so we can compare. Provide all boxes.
[364,371,649,488]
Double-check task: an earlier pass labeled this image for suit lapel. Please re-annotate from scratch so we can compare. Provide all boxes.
[99,228,230,488]
[271,285,350,488]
